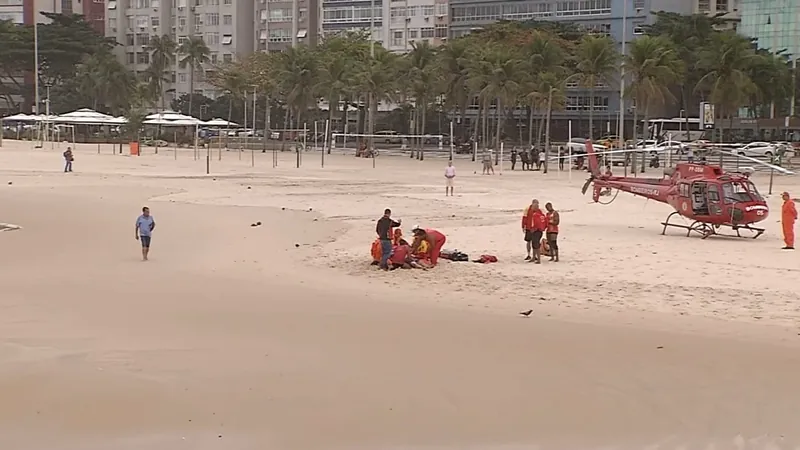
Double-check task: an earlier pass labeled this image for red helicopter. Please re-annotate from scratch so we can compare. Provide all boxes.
[580,140,776,239]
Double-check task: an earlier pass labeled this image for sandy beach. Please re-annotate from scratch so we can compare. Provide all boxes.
[2,140,800,449]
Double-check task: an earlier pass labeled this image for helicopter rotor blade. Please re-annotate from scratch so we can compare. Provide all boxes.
[581,176,594,195]
[711,149,795,175]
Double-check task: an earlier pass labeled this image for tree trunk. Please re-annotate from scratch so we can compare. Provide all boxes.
[281,107,290,151]
[410,106,417,158]
[471,102,481,161]
[631,96,638,175]
[527,103,534,147]
[544,89,553,174]
[494,97,503,165]
[640,104,648,173]
[536,109,546,149]
[588,85,595,140]
[482,98,489,150]
[420,100,426,161]
[327,93,337,154]
[188,66,194,117]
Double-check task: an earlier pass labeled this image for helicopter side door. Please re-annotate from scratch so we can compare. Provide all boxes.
[707,184,723,215]
[691,182,709,216]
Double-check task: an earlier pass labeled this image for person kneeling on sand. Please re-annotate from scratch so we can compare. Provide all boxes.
[389,239,429,270]
[411,226,447,266]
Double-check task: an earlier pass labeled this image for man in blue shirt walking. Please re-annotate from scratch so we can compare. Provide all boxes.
[135,206,156,261]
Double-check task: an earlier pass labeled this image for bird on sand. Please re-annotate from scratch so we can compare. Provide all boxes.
[519,309,533,317]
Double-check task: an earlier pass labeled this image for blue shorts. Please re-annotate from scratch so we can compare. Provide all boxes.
[140,235,152,247]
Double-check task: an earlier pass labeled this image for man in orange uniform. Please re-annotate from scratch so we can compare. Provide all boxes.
[782,191,797,250]
[545,202,560,262]
[522,199,547,263]
[412,226,447,266]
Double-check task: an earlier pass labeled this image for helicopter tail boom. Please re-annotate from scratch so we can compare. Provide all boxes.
[584,139,601,178]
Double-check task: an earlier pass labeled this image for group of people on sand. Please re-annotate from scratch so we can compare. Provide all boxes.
[522,199,560,264]
[372,209,447,271]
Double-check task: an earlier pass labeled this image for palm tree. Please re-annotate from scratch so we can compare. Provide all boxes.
[273,46,319,133]
[177,36,211,117]
[406,40,438,160]
[696,31,757,143]
[575,35,619,140]
[146,34,177,110]
[437,39,471,140]
[76,50,137,114]
[624,35,684,171]
[521,30,566,148]
[746,49,791,120]
[208,60,249,146]
[316,36,359,154]
[361,49,399,148]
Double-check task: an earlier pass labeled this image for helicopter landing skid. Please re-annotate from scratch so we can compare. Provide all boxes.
[661,212,765,239]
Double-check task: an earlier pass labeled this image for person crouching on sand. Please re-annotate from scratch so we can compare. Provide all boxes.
[411,226,446,266]
[389,239,428,270]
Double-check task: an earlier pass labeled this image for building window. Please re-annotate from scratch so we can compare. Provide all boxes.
[435,3,447,16]
[269,9,293,22]
[633,0,644,8]
[408,29,418,39]
[555,0,611,17]
[206,13,219,26]
[223,14,233,25]
[222,34,232,44]
[323,6,381,24]
[565,96,609,111]
[268,29,291,42]
[633,25,645,35]
[698,0,710,12]
[392,30,403,46]
[451,5,502,22]
[108,17,118,32]
[583,22,610,36]
[421,27,434,38]
[435,24,447,38]
[126,52,135,64]
[223,53,233,62]
[210,52,218,63]
[151,16,160,27]
[299,8,307,22]
[179,73,187,82]
[716,0,728,12]
[422,5,434,16]
[137,52,149,64]
[204,32,219,44]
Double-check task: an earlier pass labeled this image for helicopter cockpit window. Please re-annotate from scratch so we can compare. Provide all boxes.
[722,181,760,203]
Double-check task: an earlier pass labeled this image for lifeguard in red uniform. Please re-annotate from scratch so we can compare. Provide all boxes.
[411,226,447,266]
[782,191,797,250]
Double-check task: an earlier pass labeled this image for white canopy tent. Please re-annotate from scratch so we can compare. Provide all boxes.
[203,118,239,127]
[55,108,117,125]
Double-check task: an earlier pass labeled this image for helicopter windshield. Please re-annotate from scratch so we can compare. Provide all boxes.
[721,181,763,203]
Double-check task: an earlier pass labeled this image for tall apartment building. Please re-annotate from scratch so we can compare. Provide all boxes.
[320,0,449,52]
[257,0,320,52]
[739,0,798,55]
[447,0,694,129]
[695,0,740,29]
[0,0,81,24]
[80,0,107,34]
[106,0,255,102]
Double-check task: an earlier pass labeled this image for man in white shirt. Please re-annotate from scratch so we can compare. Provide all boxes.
[444,161,456,196]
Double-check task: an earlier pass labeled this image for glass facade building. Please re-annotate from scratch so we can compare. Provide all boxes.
[740,0,800,57]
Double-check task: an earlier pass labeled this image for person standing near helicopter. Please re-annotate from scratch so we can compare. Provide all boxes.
[782,191,797,250]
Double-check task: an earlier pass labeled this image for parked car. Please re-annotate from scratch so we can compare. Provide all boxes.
[736,141,778,158]
[424,134,451,145]
[374,130,402,144]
